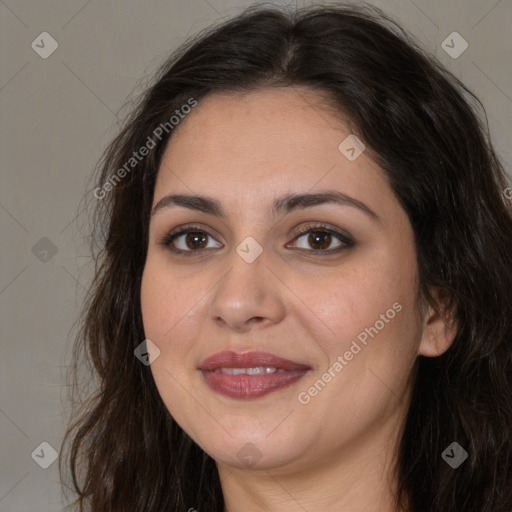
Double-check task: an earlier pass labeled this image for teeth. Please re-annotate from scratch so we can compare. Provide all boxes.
[217,366,278,375]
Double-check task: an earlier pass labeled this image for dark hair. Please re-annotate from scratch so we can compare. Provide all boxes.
[59,3,512,511]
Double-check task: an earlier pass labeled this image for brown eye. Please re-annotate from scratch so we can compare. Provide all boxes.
[160,226,223,254]
[307,231,332,250]
[184,231,208,250]
[160,223,353,256]
[290,226,352,253]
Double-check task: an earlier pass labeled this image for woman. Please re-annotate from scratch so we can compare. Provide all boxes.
[60,3,512,511]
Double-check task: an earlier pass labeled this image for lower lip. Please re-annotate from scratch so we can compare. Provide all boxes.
[200,369,310,399]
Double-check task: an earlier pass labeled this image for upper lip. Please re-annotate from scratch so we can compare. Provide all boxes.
[199,351,311,371]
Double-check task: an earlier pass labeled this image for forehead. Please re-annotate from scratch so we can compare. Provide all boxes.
[162,87,350,164]
[154,87,390,214]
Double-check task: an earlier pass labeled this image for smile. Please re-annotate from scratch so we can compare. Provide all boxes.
[215,367,285,375]
[199,351,311,399]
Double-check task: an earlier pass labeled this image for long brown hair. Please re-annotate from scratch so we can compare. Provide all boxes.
[59,3,512,511]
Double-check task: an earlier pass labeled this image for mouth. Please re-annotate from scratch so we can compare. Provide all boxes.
[198,350,311,399]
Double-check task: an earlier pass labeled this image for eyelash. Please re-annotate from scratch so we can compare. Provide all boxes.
[158,222,354,256]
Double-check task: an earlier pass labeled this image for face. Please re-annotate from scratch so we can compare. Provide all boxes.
[140,87,427,474]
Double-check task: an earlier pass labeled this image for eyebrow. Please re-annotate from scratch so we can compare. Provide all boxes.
[151,190,380,222]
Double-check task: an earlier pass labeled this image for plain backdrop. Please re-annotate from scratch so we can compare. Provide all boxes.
[1,0,511,510]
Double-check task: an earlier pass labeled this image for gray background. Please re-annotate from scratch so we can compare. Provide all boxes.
[1,0,511,510]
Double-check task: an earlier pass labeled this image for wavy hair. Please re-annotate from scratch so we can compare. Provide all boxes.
[59,3,512,511]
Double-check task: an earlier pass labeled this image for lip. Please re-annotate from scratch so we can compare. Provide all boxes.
[199,350,311,371]
[198,350,311,399]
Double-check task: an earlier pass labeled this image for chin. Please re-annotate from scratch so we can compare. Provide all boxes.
[198,431,310,472]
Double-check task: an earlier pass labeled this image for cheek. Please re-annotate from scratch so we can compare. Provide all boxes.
[140,260,200,402]
[306,243,422,391]
[140,257,200,343]
[140,269,168,345]
[140,261,205,433]
[140,253,221,373]
[311,257,414,347]
[297,289,420,441]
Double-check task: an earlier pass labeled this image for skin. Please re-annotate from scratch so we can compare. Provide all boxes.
[140,87,457,512]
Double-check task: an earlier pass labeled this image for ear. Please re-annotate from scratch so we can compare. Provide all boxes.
[418,287,458,357]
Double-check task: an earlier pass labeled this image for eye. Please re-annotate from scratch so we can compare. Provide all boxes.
[287,222,354,254]
[159,222,354,256]
[159,224,223,255]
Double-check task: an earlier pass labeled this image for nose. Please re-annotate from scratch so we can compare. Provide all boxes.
[208,248,286,333]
